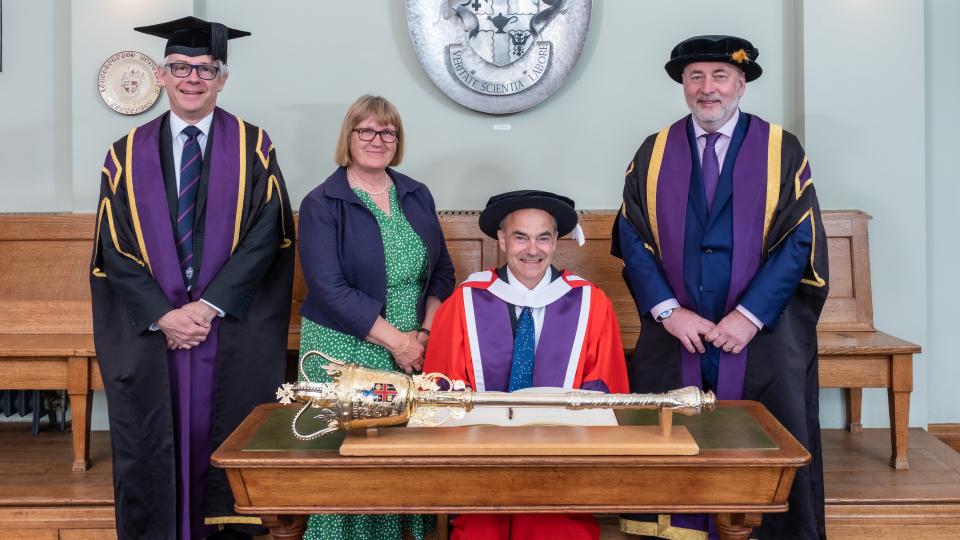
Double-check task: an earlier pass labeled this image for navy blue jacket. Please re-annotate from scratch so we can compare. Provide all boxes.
[298,166,456,339]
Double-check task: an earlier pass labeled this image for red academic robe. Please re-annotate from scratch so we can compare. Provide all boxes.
[425,268,629,539]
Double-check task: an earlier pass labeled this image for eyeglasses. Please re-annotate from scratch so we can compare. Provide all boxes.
[165,62,221,81]
[353,128,399,143]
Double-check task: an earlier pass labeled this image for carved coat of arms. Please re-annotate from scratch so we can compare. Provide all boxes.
[407,0,592,114]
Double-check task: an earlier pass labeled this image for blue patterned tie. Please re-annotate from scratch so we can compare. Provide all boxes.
[702,131,722,212]
[177,125,202,287]
[508,307,536,392]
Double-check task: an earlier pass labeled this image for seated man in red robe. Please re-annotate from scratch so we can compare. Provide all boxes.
[424,190,630,540]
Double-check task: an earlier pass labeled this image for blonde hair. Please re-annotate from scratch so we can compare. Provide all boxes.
[334,95,404,167]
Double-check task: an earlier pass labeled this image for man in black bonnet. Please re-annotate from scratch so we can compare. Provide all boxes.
[613,35,829,539]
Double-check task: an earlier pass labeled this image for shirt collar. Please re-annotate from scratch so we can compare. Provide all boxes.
[169,110,214,139]
[505,265,553,292]
[693,108,740,140]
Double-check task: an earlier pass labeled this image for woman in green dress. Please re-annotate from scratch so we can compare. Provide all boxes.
[296,95,456,540]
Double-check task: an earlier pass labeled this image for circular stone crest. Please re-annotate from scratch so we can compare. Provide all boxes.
[97,51,162,115]
[406,0,592,115]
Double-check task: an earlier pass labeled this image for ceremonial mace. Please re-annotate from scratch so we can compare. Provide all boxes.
[277,351,717,440]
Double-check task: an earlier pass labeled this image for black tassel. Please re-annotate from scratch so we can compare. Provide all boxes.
[210,22,228,64]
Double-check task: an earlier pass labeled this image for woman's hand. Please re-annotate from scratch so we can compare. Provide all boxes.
[391,330,425,373]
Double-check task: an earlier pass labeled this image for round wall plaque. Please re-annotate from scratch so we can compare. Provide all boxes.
[406,0,592,115]
[97,51,163,115]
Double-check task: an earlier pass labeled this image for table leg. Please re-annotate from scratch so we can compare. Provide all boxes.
[845,387,863,433]
[888,353,913,470]
[260,514,307,540]
[714,513,761,540]
[67,357,92,472]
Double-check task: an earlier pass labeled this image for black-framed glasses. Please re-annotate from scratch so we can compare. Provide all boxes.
[166,62,221,80]
[353,128,399,143]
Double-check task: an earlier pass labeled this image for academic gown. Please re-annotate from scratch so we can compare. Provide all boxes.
[424,266,629,540]
[90,107,295,540]
[611,114,829,540]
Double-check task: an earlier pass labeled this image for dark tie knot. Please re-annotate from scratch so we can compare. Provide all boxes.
[704,132,722,148]
[182,125,202,141]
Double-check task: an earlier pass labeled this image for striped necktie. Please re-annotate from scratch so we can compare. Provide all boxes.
[508,307,536,391]
[176,125,202,287]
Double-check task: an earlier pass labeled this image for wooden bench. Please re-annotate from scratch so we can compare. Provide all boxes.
[0,210,919,471]
[0,215,103,471]
[814,211,921,469]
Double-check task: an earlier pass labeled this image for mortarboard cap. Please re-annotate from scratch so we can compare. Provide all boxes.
[134,16,250,64]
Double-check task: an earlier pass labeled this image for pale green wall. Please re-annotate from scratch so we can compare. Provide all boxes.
[804,0,929,428]
[0,0,71,211]
[925,0,959,425]
[0,0,953,430]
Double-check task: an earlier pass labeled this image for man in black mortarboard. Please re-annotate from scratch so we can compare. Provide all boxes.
[424,190,630,540]
[612,35,829,539]
[89,16,295,540]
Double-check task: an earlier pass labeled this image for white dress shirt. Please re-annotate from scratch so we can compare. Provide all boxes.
[505,267,553,346]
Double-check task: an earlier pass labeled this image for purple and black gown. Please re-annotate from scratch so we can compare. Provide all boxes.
[612,113,829,540]
[91,107,295,539]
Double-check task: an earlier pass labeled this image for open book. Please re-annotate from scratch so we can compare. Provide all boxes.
[434,387,619,427]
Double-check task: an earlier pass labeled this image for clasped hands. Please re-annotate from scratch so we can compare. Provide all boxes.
[157,301,219,350]
[661,307,759,355]
[391,330,428,374]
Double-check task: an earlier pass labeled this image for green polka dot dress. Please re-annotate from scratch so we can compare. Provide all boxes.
[300,186,435,540]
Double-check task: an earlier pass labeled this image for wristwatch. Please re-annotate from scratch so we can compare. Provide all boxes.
[655,308,674,322]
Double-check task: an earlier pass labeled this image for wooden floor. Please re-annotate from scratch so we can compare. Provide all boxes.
[0,424,115,539]
[1,426,959,539]
[823,428,960,539]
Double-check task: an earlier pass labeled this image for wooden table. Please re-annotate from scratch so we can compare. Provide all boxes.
[212,401,810,540]
[0,334,101,472]
[818,330,921,469]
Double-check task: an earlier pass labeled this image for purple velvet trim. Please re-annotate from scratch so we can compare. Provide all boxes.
[798,160,812,190]
[532,287,582,388]
[471,289,515,392]
[260,129,273,157]
[167,324,219,540]
[657,118,694,308]
[131,115,189,306]
[193,107,241,296]
[725,116,769,312]
[669,513,719,539]
[656,118,701,389]
[716,116,769,400]
[580,380,609,392]
[102,153,117,177]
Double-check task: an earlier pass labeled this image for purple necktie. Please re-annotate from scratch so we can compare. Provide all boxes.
[702,132,722,211]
